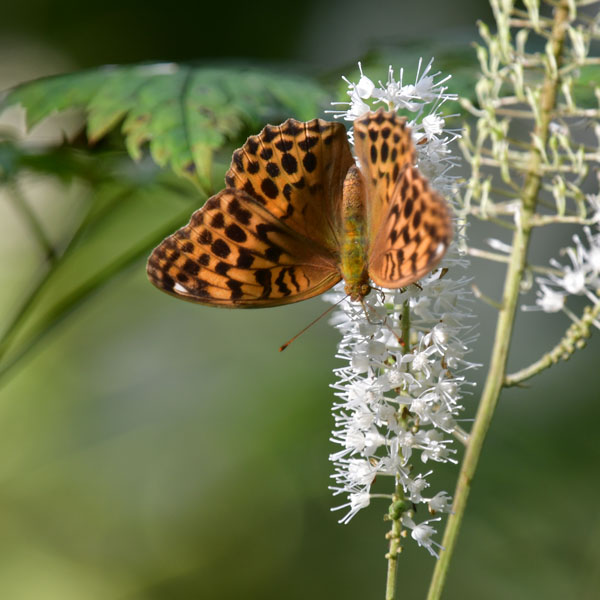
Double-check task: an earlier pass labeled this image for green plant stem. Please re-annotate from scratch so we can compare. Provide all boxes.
[0,187,131,362]
[401,299,410,350]
[427,3,571,598]
[385,299,411,600]
[7,181,57,262]
[0,208,193,388]
[0,179,198,364]
[384,489,404,600]
[505,301,600,386]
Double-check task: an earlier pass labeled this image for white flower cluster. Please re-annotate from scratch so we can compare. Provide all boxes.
[329,58,461,197]
[326,260,477,556]
[326,61,478,558]
[524,213,600,327]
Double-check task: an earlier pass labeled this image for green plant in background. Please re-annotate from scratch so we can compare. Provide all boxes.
[0,1,599,599]
[429,0,600,597]
[0,66,328,383]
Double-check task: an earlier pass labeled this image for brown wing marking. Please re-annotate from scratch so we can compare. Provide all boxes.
[368,164,452,288]
[147,188,341,307]
[224,117,354,253]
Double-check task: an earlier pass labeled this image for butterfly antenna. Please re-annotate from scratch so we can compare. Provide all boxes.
[279,295,348,352]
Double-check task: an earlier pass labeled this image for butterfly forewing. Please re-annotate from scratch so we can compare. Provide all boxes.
[352,109,416,251]
[147,188,341,307]
[225,117,354,252]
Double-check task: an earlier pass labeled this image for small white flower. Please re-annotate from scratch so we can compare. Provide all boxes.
[551,248,587,295]
[427,491,453,513]
[525,225,600,316]
[346,458,379,486]
[585,192,600,224]
[407,472,431,502]
[402,515,444,558]
[422,113,445,138]
[354,68,375,99]
[523,281,565,313]
[331,491,372,524]
[487,237,513,254]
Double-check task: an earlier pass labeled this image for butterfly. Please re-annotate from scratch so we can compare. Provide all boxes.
[147,108,452,307]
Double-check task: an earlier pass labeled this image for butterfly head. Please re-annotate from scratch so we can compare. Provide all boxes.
[344,280,371,302]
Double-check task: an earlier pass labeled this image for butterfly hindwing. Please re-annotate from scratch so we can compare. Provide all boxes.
[352,108,451,288]
[147,188,342,307]
[368,164,452,288]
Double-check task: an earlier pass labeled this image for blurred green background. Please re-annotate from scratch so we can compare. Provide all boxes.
[1,1,599,599]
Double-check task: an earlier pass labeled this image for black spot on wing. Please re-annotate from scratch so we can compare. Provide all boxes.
[198,230,212,245]
[275,269,291,296]
[255,269,272,297]
[225,223,247,243]
[211,239,231,258]
[227,279,243,299]
[261,178,278,199]
[183,259,200,275]
[227,198,252,225]
[237,248,254,269]
[281,153,298,175]
[266,162,280,177]
[303,152,317,172]
[211,213,225,228]
[275,139,294,151]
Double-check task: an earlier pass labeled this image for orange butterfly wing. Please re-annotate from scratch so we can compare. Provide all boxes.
[225,117,354,251]
[147,118,355,307]
[147,189,342,307]
[353,109,452,288]
[369,164,452,287]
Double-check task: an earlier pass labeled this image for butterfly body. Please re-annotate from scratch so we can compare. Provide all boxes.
[340,165,370,301]
[147,109,452,307]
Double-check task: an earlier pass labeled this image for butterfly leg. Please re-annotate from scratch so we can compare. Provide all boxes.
[359,297,386,326]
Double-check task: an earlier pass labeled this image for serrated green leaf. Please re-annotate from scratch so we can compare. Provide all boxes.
[1,68,109,129]
[0,63,329,191]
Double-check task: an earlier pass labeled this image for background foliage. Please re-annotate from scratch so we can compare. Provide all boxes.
[0,1,599,599]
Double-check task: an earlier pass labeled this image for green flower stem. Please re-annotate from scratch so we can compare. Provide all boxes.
[385,299,411,599]
[401,299,410,351]
[466,248,510,264]
[505,301,600,387]
[529,214,596,227]
[427,3,571,598]
[385,489,406,600]
[471,284,503,310]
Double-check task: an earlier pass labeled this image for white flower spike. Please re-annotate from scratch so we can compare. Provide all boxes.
[326,61,478,557]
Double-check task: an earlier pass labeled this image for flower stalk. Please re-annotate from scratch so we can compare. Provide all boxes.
[505,300,600,386]
[327,58,476,599]
[427,2,573,598]
[329,2,599,597]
